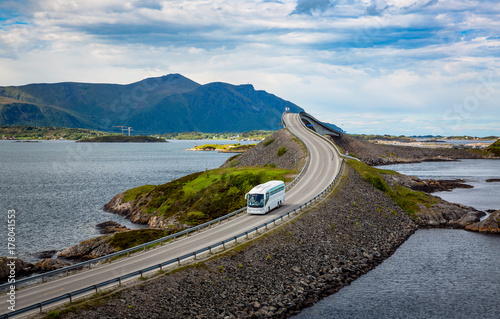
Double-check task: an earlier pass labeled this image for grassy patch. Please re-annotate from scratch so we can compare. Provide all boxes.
[277,146,287,157]
[122,167,292,226]
[263,137,275,147]
[192,143,256,152]
[486,139,500,156]
[123,185,156,203]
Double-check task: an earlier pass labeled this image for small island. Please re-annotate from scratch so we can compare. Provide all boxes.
[187,143,256,153]
[77,135,167,143]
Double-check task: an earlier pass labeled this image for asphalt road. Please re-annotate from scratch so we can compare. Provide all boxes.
[2,112,341,316]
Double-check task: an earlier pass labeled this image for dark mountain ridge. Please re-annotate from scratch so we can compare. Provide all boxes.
[0,74,304,134]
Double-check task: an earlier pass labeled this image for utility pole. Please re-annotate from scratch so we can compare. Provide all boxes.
[127,127,133,136]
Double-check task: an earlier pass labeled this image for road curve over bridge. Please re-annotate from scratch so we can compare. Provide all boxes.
[2,113,342,317]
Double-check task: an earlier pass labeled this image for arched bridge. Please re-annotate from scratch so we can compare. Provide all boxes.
[284,111,343,137]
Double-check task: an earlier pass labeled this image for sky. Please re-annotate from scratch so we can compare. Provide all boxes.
[0,0,499,136]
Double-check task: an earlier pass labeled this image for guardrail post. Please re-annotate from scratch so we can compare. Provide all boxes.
[39,303,43,314]
[69,292,73,303]
[42,276,45,283]
[94,285,98,294]
[255,227,259,235]
[177,258,181,266]
[193,252,197,260]
[245,231,249,239]
[140,270,143,278]
[119,277,122,286]
[222,242,226,250]
[234,236,237,243]
[209,246,212,254]
[159,264,163,271]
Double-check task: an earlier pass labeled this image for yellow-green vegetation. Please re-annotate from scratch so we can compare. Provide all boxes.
[191,143,256,152]
[263,137,275,147]
[486,139,500,156]
[277,146,287,157]
[348,159,437,218]
[124,167,292,226]
[108,229,180,251]
[123,185,156,202]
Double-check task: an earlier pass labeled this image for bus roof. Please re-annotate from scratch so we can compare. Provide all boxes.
[247,180,284,194]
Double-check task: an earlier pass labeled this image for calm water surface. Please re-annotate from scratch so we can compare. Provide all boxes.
[0,139,241,261]
[378,159,500,211]
[295,229,500,319]
[295,159,500,319]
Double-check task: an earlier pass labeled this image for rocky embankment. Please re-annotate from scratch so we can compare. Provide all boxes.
[63,165,417,319]
[331,134,487,165]
[221,129,306,170]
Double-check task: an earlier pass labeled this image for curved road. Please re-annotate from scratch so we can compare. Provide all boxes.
[2,113,341,316]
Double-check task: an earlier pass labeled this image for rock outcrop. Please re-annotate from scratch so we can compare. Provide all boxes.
[384,173,473,193]
[0,257,34,283]
[58,236,115,261]
[32,258,72,273]
[96,221,130,234]
[466,210,500,234]
[415,201,485,228]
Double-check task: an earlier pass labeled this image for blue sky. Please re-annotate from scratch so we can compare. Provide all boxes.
[0,0,499,136]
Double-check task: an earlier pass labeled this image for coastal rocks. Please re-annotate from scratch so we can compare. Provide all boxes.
[58,235,115,261]
[36,250,57,259]
[96,221,130,234]
[466,210,500,234]
[384,174,473,193]
[415,201,485,228]
[0,257,34,283]
[486,178,500,183]
[32,258,72,272]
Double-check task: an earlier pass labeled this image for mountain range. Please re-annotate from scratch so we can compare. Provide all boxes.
[0,74,308,134]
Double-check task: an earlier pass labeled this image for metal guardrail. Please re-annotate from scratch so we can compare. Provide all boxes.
[0,158,344,319]
[1,113,345,318]
[0,124,312,294]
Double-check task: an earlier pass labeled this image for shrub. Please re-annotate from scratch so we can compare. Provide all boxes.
[277,146,287,157]
[263,138,275,147]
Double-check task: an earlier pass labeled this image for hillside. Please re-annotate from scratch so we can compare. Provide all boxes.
[0,74,304,134]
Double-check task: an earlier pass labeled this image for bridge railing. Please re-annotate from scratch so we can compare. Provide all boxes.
[2,113,347,318]
[0,119,311,293]
[0,156,343,319]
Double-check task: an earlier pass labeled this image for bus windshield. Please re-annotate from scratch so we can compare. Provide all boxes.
[247,194,265,207]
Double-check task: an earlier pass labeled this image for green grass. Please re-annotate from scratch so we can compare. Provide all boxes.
[263,137,275,147]
[347,159,436,219]
[277,146,287,157]
[123,185,156,202]
[121,167,293,226]
[486,139,500,156]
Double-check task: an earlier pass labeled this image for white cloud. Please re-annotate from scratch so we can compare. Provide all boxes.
[0,0,499,135]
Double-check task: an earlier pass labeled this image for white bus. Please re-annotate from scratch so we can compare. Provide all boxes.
[246,180,285,215]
